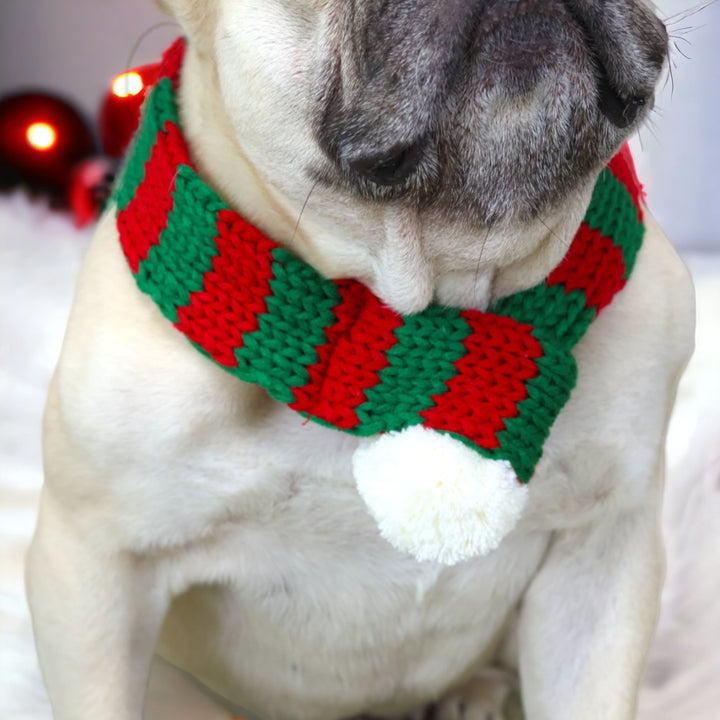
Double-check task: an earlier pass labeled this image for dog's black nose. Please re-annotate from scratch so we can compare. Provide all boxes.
[344,138,426,186]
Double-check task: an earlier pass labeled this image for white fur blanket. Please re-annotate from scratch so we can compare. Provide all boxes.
[1,191,718,719]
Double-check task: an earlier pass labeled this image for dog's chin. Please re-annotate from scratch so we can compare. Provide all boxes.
[312,0,667,227]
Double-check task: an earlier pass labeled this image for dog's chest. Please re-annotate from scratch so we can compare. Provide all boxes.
[152,421,549,718]
[99,361,548,716]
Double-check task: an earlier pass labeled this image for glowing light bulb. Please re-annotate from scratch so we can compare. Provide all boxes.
[26,122,57,151]
[112,71,144,99]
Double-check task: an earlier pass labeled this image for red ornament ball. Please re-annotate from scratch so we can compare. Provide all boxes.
[0,92,95,190]
[99,63,160,158]
[68,156,117,227]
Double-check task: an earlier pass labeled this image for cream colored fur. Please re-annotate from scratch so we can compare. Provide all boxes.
[26,2,695,719]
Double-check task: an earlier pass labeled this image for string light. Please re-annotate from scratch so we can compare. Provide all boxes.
[25,122,57,151]
[111,71,144,99]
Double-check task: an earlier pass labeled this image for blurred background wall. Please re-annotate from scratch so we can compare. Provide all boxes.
[0,0,718,251]
[631,0,719,253]
[0,0,172,115]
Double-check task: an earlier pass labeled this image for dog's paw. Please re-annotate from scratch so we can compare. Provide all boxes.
[434,671,523,720]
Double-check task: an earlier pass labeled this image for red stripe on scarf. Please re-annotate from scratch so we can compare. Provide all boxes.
[159,38,186,90]
[609,144,644,221]
[420,315,542,450]
[117,122,186,272]
[290,285,404,430]
[547,223,627,314]
[173,209,278,367]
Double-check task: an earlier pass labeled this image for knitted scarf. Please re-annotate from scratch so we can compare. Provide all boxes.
[114,39,644,487]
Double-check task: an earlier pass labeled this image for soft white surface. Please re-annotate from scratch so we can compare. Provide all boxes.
[1,192,719,718]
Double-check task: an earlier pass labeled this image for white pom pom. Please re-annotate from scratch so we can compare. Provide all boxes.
[353,426,528,565]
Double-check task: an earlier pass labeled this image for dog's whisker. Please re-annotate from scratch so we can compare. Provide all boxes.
[635,127,646,152]
[660,0,715,99]
[643,115,661,145]
[663,0,717,28]
[536,214,566,246]
[672,38,693,61]
[291,181,318,245]
[668,29,696,47]
[168,169,180,195]
[668,23,701,37]
[649,102,664,119]
[473,227,491,299]
[646,112,661,133]
[662,68,673,94]
[662,44,679,97]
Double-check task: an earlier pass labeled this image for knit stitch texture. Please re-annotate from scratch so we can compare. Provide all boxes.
[114,39,645,484]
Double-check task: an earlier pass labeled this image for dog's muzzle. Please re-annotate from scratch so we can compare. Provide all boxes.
[314,0,667,214]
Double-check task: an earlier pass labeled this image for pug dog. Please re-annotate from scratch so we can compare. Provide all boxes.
[26,1,694,719]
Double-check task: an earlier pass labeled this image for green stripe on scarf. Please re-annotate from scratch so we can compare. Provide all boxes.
[137,165,226,322]
[494,284,596,349]
[355,308,472,434]
[585,168,644,278]
[493,337,578,481]
[234,248,343,404]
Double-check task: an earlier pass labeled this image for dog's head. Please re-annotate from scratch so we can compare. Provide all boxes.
[156,0,666,309]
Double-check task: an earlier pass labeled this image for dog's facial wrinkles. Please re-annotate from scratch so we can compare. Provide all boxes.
[312,0,667,226]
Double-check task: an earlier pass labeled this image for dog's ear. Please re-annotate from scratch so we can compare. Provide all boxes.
[153,0,216,49]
